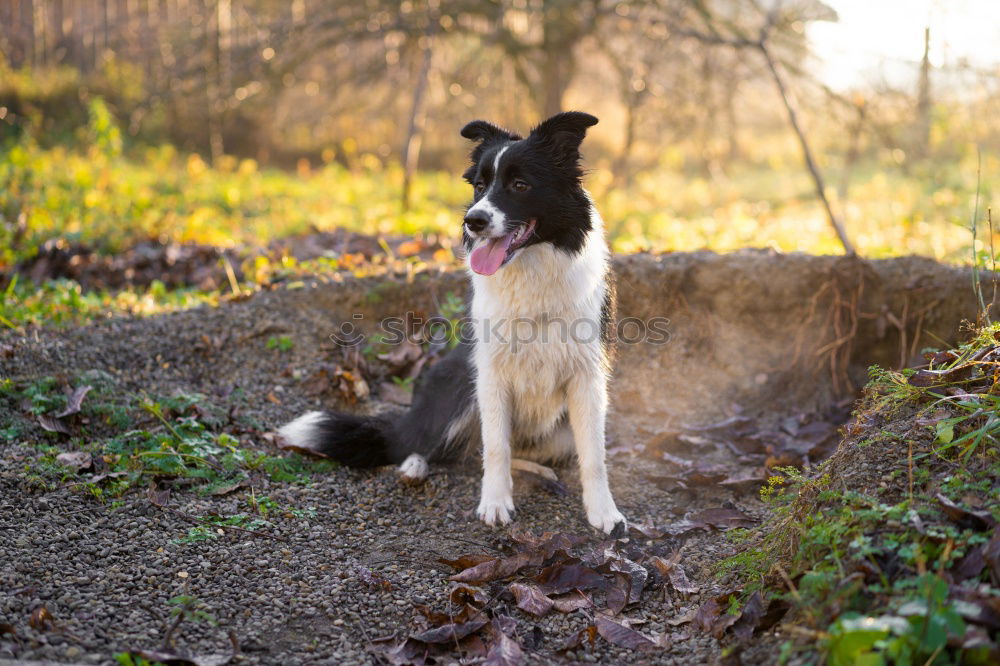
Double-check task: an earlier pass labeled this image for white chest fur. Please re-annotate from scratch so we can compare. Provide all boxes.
[468,209,610,440]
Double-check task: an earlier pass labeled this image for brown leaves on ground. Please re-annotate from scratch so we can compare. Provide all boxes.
[17,232,453,292]
[55,451,93,472]
[653,407,849,485]
[34,384,93,436]
[301,362,370,404]
[693,591,789,643]
[909,343,1000,390]
[28,607,55,631]
[649,552,700,595]
[509,582,554,616]
[594,615,664,651]
[936,493,998,531]
[654,505,757,537]
[377,523,753,663]
[357,566,392,591]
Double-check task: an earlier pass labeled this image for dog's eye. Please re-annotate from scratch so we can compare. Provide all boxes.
[474,180,486,194]
[512,180,530,193]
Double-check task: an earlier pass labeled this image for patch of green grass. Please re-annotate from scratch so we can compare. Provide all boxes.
[172,513,273,545]
[1,276,220,329]
[266,335,294,352]
[2,378,337,499]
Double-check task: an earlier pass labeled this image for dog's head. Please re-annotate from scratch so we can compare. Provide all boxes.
[460,111,598,276]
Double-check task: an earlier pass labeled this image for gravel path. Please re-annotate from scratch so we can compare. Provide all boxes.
[0,277,781,665]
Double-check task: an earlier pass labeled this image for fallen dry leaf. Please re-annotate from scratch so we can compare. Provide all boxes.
[438,553,496,571]
[605,571,631,615]
[551,590,593,613]
[607,557,647,605]
[450,551,542,585]
[936,494,997,531]
[628,522,667,539]
[594,615,659,651]
[357,567,392,591]
[147,480,171,508]
[730,591,765,641]
[483,631,524,666]
[694,597,721,634]
[484,617,525,666]
[37,414,70,434]
[449,584,488,608]
[649,553,698,594]
[55,385,91,418]
[513,468,569,497]
[414,603,477,626]
[411,616,488,645]
[28,607,54,631]
[509,582,554,617]
[533,562,608,596]
[695,593,742,639]
[691,507,755,529]
[667,607,699,626]
[55,451,92,473]
[559,624,597,651]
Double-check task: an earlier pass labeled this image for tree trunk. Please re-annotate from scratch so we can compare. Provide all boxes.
[205,0,225,161]
[32,0,46,66]
[613,95,638,185]
[401,35,434,212]
[914,26,932,160]
[837,100,866,204]
[538,51,573,118]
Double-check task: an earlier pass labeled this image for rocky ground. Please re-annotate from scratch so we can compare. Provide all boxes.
[1,251,993,665]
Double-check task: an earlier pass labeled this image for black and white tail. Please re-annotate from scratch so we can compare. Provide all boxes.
[277,343,478,482]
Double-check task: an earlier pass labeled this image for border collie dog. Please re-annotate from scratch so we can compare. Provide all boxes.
[279,111,625,533]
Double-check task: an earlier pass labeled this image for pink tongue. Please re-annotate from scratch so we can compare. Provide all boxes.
[470,232,515,276]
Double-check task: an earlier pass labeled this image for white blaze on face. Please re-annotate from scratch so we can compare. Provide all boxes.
[466,146,509,237]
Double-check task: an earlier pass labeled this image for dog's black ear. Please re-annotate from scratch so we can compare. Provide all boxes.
[460,120,522,145]
[528,111,598,160]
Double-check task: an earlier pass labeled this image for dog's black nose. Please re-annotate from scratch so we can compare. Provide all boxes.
[464,209,490,233]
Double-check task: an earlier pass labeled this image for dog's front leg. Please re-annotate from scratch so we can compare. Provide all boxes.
[475,365,514,526]
[567,372,625,533]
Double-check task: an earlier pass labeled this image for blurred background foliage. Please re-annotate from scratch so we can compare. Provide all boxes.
[0,0,999,324]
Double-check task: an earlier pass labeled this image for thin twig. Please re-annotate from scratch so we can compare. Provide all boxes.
[759,39,855,255]
[907,440,914,504]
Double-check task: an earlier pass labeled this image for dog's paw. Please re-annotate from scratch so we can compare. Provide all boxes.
[586,501,626,534]
[476,495,515,527]
[397,453,429,484]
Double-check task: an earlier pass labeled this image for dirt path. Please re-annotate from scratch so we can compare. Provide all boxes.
[1,251,991,664]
